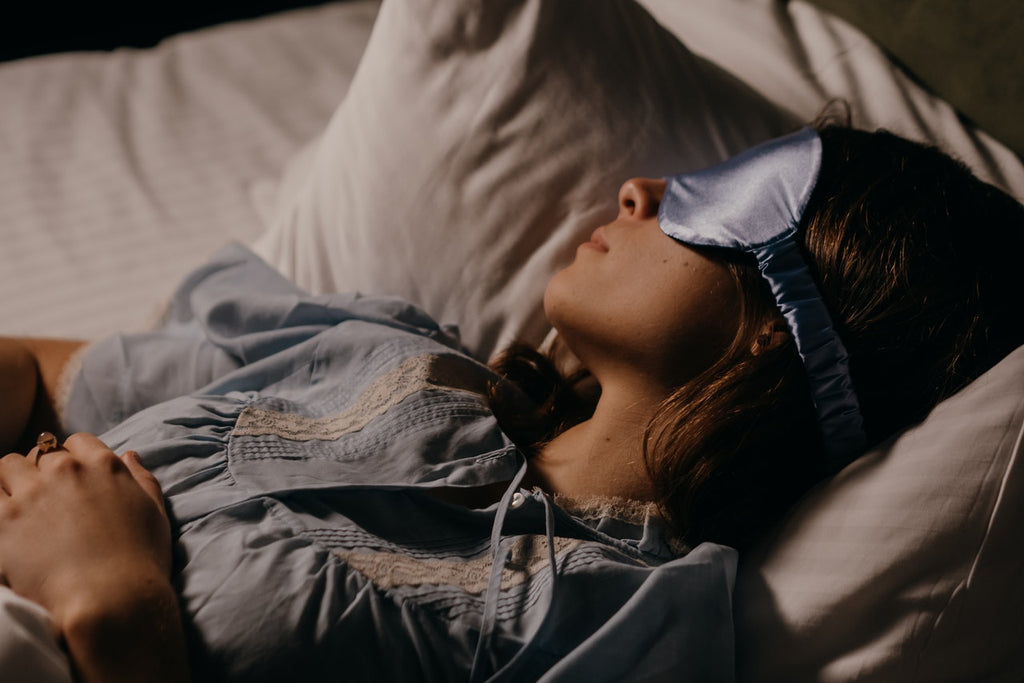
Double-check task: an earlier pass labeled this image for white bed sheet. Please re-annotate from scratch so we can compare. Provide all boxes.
[0,0,379,340]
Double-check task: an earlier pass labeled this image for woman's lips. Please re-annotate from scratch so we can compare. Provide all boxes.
[580,227,610,252]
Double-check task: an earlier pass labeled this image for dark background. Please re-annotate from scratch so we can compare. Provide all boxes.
[0,1,329,61]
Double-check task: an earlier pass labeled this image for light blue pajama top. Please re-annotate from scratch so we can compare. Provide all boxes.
[62,244,737,683]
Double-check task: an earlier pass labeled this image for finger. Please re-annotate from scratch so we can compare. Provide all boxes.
[120,450,166,512]
[26,430,65,468]
[61,432,114,460]
[0,451,37,495]
[25,444,63,465]
[57,433,129,473]
[28,442,70,471]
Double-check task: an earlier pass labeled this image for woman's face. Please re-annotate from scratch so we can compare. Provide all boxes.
[544,178,742,389]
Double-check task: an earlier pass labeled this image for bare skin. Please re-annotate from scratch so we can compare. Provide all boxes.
[0,434,189,683]
[0,337,85,452]
[534,178,741,501]
[0,341,189,682]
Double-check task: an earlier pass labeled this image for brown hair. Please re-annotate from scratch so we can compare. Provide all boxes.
[804,126,1024,444]
[491,125,1024,552]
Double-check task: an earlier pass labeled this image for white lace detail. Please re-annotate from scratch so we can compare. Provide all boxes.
[553,494,660,526]
[333,536,580,593]
[233,353,490,440]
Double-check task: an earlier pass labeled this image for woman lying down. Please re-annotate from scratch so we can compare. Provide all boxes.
[2,125,1023,682]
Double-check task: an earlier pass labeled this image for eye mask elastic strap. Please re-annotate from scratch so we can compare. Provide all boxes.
[756,238,865,470]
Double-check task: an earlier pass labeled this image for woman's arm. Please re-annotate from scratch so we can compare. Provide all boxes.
[0,433,188,683]
[59,567,189,683]
[0,338,85,453]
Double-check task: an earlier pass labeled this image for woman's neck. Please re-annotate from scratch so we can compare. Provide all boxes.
[527,386,661,502]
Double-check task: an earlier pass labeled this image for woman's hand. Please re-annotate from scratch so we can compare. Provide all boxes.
[0,432,169,617]
[0,433,189,683]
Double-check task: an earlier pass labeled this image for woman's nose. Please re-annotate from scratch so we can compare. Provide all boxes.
[618,178,666,220]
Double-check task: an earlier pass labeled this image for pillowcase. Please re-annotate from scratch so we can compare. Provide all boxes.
[636,0,1024,203]
[252,0,797,360]
[735,344,1024,682]
[802,0,1024,159]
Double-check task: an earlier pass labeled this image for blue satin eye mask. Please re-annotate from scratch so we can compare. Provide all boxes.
[658,127,865,470]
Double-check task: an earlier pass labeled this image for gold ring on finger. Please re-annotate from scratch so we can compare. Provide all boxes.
[34,431,59,465]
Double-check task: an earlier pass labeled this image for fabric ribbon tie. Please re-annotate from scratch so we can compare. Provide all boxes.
[469,458,560,682]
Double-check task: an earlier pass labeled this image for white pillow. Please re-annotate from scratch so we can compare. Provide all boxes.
[735,344,1024,682]
[252,0,797,359]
